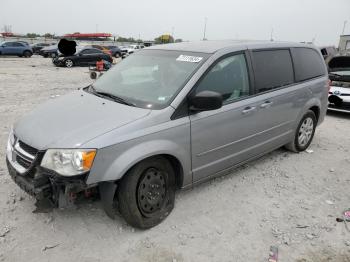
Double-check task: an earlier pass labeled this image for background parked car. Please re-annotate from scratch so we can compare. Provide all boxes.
[31,43,55,54]
[0,41,33,57]
[52,48,113,68]
[121,44,144,54]
[84,45,112,56]
[39,45,59,58]
[328,56,350,113]
[106,45,126,58]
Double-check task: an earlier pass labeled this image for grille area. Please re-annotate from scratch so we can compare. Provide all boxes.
[16,154,32,169]
[18,140,38,156]
[13,140,38,171]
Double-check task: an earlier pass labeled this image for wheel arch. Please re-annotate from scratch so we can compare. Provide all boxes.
[87,139,190,189]
[294,98,321,129]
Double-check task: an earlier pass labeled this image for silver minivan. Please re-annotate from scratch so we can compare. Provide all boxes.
[6,41,328,228]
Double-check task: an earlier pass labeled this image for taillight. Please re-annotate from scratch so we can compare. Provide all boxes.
[327,79,331,93]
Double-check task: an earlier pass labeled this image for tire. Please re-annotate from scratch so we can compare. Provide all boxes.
[64,59,74,68]
[90,71,97,80]
[51,53,57,58]
[23,50,32,58]
[285,110,317,152]
[118,156,176,229]
[114,52,121,58]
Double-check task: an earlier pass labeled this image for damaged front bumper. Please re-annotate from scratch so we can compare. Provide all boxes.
[6,137,118,217]
[6,156,89,207]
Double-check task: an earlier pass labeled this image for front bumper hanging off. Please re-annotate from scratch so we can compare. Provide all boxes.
[6,156,118,217]
[6,156,89,207]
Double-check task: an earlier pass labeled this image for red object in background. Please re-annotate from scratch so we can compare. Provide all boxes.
[1,32,14,37]
[63,33,112,38]
[96,60,104,71]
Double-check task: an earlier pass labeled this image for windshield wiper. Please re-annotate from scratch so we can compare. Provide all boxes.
[88,85,136,107]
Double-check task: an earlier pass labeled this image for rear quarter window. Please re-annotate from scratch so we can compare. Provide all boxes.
[252,49,294,93]
[291,48,326,81]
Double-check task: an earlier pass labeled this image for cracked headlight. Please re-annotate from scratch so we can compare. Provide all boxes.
[41,149,96,176]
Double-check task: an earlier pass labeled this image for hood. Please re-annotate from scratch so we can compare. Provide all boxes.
[328,56,350,72]
[14,90,151,150]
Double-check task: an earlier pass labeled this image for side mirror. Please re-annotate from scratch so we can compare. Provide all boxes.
[189,91,223,112]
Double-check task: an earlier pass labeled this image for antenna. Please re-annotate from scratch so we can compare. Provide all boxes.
[203,17,207,40]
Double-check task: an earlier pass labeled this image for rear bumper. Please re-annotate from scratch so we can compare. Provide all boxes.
[328,103,350,113]
[328,94,350,113]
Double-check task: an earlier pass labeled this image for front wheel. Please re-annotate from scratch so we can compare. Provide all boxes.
[64,59,74,68]
[117,156,175,229]
[285,110,317,152]
[23,51,32,58]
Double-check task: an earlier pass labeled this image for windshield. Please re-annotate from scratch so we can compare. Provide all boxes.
[91,50,208,109]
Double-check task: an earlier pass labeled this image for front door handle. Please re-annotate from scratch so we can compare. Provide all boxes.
[260,101,273,109]
[242,106,256,114]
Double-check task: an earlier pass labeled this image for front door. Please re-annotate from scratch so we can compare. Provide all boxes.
[190,52,265,183]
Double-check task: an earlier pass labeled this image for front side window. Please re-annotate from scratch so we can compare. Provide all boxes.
[195,54,250,102]
[91,50,208,109]
[252,49,294,93]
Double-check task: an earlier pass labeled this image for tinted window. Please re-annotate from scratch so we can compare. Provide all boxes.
[252,50,294,93]
[81,49,101,55]
[13,43,24,47]
[292,48,326,81]
[195,54,250,102]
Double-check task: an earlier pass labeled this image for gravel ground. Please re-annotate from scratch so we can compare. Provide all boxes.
[0,56,350,262]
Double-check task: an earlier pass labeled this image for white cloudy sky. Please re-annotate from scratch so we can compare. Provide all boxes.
[1,0,349,46]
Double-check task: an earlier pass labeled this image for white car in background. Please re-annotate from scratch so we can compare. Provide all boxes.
[328,56,350,113]
[121,44,144,54]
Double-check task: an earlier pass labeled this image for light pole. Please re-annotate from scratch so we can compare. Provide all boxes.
[342,20,348,35]
[270,27,274,41]
[203,17,207,40]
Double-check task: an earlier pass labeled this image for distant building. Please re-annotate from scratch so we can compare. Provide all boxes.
[338,35,350,55]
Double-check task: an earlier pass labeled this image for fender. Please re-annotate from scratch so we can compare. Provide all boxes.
[293,97,321,131]
[87,139,191,185]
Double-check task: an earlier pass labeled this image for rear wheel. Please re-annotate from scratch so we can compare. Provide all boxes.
[285,110,317,152]
[118,156,175,229]
[64,59,74,68]
[23,50,32,58]
[51,52,57,58]
[114,52,121,58]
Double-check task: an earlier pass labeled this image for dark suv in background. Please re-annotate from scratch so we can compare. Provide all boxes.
[0,41,33,57]
[31,43,56,54]
[52,48,113,67]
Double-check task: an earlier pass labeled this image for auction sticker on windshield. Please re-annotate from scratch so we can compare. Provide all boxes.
[176,55,203,63]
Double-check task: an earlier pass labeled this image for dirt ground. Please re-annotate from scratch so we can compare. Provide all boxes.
[0,56,350,262]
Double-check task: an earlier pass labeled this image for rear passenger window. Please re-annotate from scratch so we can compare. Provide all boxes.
[292,48,326,81]
[252,50,294,93]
